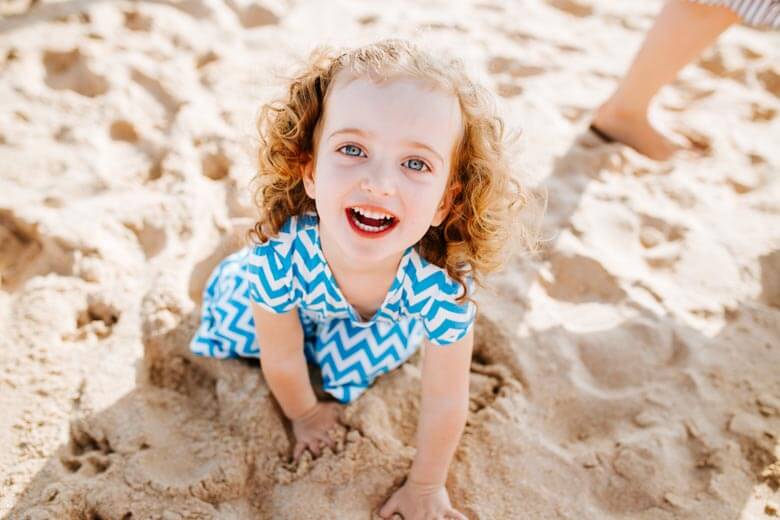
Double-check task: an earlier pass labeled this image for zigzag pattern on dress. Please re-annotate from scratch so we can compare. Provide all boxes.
[190,212,476,403]
[314,318,424,402]
[191,248,259,359]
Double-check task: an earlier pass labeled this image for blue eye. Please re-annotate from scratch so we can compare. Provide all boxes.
[339,144,366,157]
[403,158,430,172]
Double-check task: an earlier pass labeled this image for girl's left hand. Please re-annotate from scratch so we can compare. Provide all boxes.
[378,480,467,520]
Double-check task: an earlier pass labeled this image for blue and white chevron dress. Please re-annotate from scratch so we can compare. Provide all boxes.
[190,212,476,404]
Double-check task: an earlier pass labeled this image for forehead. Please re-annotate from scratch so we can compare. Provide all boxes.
[321,74,463,156]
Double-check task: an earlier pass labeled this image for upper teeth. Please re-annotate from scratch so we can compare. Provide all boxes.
[352,207,393,220]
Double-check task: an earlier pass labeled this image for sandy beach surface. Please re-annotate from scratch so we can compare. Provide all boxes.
[1,0,779,518]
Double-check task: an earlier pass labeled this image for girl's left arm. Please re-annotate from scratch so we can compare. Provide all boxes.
[378,328,473,519]
[379,328,474,520]
[409,326,473,485]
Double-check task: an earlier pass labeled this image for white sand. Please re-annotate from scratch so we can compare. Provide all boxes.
[1,0,779,518]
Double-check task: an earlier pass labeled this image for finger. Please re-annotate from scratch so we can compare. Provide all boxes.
[316,438,331,453]
[448,510,468,520]
[378,497,397,518]
[320,434,337,449]
[293,443,304,462]
[308,441,322,458]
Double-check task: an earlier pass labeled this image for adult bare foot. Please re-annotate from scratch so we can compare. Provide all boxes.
[590,103,681,161]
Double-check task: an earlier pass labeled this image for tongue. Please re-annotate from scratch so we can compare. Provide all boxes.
[355,212,387,227]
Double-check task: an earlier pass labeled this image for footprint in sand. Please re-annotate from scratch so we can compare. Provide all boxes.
[194,137,232,181]
[470,315,528,391]
[590,443,672,513]
[146,149,168,182]
[196,51,220,88]
[487,56,545,97]
[756,66,780,99]
[163,0,213,19]
[638,214,686,269]
[662,83,715,112]
[487,56,547,78]
[0,208,116,289]
[42,48,109,98]
[130,68,183,126]
[504,29,584,55]
[0,208,101,289]
[0,208,43,291]
[759,250,780,308]
[748,102,776,123]
[52,10,91,25]
[545,0,593,18]
[60,419,115,477]
[676,126,712,155]
[196,50,219,69]
[677,83,716,103]
[357,14,379,25]
[505,30,537,44]
[726,160,764,194]
[697,47,747,83]
[122,217,167,259]
[556,42,585,54]
[575,321,690,391]
[124,437,249,503]
[225,0,279,29]
[123,9,153,31]
[540,252,626,304]
[740,45,763,61]
[496,83,524,98]
[109,120,140,143]
[63,293,121,341]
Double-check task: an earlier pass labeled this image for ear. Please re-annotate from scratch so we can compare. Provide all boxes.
[301,157,316,199]
[431,180,459,227]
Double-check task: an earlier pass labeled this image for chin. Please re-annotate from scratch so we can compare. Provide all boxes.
[345,241,399,262]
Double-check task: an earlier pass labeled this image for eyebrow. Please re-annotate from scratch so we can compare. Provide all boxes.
[328,128,445,164]
[329,128,371,140]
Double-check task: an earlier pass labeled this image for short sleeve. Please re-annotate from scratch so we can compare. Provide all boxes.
[421,275,477,346]
[246,240,299,314]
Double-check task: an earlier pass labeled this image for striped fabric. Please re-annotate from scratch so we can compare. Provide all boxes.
[190,212,476,404]
[689,0,780,28]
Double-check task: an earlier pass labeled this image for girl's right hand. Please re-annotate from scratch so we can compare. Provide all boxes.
[290,401,343,461]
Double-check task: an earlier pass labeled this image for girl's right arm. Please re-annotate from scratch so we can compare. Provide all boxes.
[250,300,318,420]
[250,300,344,461]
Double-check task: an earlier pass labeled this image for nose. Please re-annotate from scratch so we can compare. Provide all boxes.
[359,163,395,197]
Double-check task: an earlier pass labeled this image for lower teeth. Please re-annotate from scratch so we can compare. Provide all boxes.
[351,212,391,232]
[355,220,390,232]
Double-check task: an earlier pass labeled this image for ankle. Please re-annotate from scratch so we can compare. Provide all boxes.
[596,98,649,125]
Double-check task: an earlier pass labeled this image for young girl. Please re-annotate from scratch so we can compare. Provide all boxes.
[190,39,525,519]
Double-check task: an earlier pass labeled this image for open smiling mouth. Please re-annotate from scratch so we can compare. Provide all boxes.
[345,207,399,237]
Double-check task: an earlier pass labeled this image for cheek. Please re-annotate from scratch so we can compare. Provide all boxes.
[309,167,346,202]
[404,180,447,216]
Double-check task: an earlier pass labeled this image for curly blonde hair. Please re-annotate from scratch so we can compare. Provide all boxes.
[250,39,529,303]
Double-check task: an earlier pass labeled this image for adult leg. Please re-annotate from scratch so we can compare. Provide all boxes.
[592,0,739,160]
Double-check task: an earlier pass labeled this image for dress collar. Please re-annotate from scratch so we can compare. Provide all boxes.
[308,212,413,325]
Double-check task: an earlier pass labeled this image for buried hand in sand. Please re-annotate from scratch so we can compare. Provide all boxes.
[189,40,528,519]
[591,0,778,160]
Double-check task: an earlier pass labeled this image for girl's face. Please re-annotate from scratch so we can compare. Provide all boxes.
[303,74,463,269]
